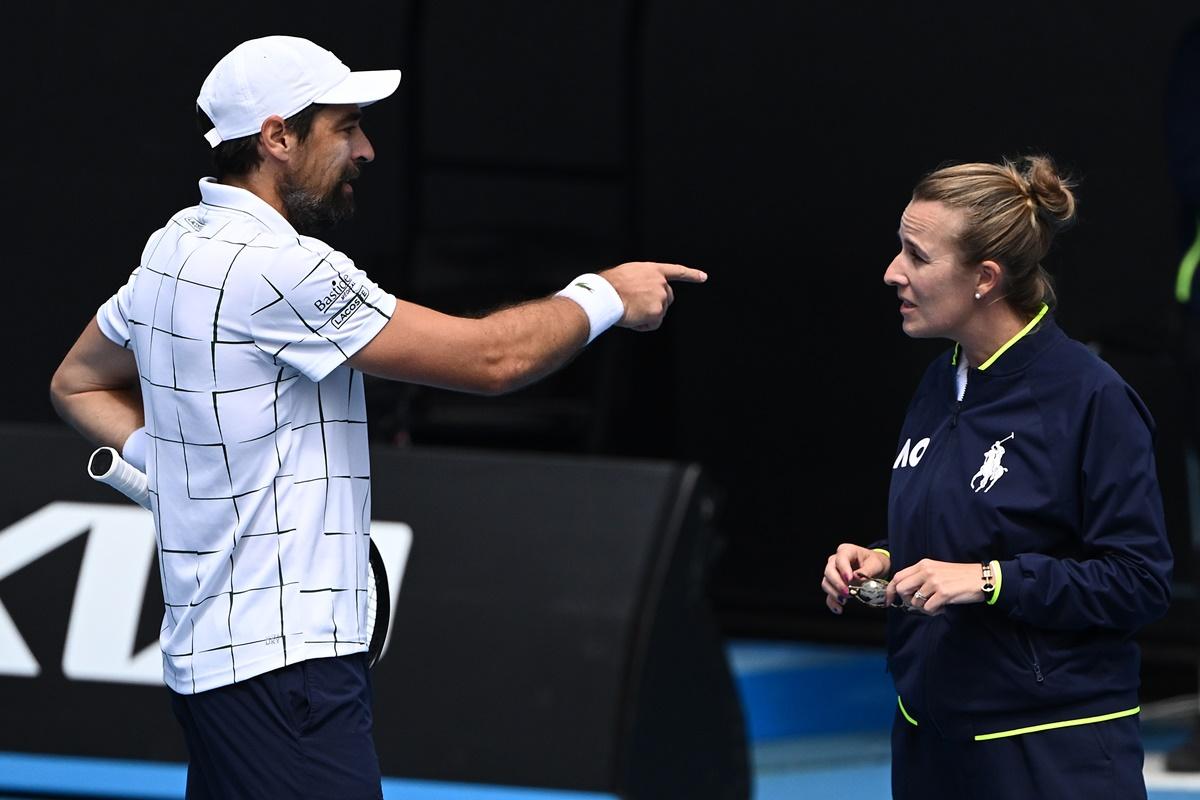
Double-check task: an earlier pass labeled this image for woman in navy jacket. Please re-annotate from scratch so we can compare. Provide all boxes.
[820,155,1173,799]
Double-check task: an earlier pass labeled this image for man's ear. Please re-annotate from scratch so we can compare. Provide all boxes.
[258,115,291,163]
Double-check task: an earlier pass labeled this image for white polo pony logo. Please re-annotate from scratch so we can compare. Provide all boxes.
[971,433,1014,493]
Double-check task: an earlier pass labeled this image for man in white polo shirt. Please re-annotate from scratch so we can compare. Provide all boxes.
[48,35,705,799]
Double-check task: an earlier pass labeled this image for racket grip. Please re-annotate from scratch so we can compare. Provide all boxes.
[88,446,151,510]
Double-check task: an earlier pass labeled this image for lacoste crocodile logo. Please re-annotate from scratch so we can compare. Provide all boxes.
[574,281,594,292]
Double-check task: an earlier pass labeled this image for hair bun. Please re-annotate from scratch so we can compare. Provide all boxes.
[1020,155,1077,226]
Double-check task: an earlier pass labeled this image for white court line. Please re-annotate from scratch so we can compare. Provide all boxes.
[1146,753,1200,791]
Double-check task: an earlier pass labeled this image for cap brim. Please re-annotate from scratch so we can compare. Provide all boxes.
[314,69,401,107]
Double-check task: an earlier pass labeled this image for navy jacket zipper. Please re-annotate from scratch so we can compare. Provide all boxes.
[916,410,962,735]
[1019,629,1046,684]
[923,377,967,729]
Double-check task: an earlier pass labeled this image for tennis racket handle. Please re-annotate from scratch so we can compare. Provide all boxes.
[88,446,151,510]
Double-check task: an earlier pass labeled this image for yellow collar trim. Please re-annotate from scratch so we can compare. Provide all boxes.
[952,303,1049,371]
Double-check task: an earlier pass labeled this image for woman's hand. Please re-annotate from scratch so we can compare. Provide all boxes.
[886,559,987,615]
[822,543,892,615]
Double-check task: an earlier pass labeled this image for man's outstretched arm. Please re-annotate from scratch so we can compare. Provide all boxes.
[349,261,706,394]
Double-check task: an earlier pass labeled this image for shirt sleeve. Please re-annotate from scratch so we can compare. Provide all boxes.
[990,380,1174,632]
[96,268,139,349]
[249,241,397,383]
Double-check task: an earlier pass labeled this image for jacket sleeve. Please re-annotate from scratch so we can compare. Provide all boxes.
[990,381,1173,631]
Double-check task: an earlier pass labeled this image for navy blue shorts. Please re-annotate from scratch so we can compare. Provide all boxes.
[169,653,382,800]
[891,711,1146,800]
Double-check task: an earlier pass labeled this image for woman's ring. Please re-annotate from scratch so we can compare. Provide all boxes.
[913,591,926,601]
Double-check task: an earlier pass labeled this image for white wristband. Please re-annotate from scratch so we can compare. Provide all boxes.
[122,426,148,472]
[556,274,624,344]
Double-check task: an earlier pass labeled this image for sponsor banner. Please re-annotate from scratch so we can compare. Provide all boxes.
[0,425,747,797]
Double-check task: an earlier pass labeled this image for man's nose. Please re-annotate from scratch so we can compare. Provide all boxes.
[354,130,375,164]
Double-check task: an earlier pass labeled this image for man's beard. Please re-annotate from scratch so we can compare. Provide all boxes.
[280,169,358,236]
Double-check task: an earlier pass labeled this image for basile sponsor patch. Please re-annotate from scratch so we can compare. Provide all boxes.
[314,275,358,313]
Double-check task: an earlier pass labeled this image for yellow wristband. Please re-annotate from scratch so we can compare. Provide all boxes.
[986,559,1003,605]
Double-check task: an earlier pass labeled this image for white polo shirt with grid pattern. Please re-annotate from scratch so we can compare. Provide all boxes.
[97,178,397,694]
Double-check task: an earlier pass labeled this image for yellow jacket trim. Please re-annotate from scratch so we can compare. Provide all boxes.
[973,706,1140,741]
[1176,215,1200,304]
[950,303,1048,370]
[977,304,1049,371]
[897,696,918,727]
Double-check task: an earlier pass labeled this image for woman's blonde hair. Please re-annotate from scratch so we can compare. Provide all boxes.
[912,155,1077,318]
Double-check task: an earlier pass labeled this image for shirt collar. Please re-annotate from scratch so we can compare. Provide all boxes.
[197,177,297,238]
[950,304,1059,375]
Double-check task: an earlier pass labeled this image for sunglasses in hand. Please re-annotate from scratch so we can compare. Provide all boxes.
[848,576,909,609]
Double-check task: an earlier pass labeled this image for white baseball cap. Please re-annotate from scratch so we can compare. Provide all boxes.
[197,36,401,147]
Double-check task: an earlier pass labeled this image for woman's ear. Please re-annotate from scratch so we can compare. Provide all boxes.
[976,259,1003,300]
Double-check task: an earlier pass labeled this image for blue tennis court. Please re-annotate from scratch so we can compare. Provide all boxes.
[3,640,1198,800]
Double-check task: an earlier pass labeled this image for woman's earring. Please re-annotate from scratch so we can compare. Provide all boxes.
[974,292,982,300]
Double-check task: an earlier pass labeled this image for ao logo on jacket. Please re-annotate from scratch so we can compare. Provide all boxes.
[893,437,931,469]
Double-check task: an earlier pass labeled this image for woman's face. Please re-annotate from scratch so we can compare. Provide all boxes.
[884,200,979,340]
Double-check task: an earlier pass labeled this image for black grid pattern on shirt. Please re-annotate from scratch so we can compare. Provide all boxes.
[123,208,389,689]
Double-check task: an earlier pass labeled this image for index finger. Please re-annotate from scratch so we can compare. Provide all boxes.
[662,264,708,283]
[884,569,908,605]
[824,560,849,596]
[832,551,857,585]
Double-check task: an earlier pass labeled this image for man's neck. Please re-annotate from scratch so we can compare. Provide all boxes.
[221,171,287,220]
